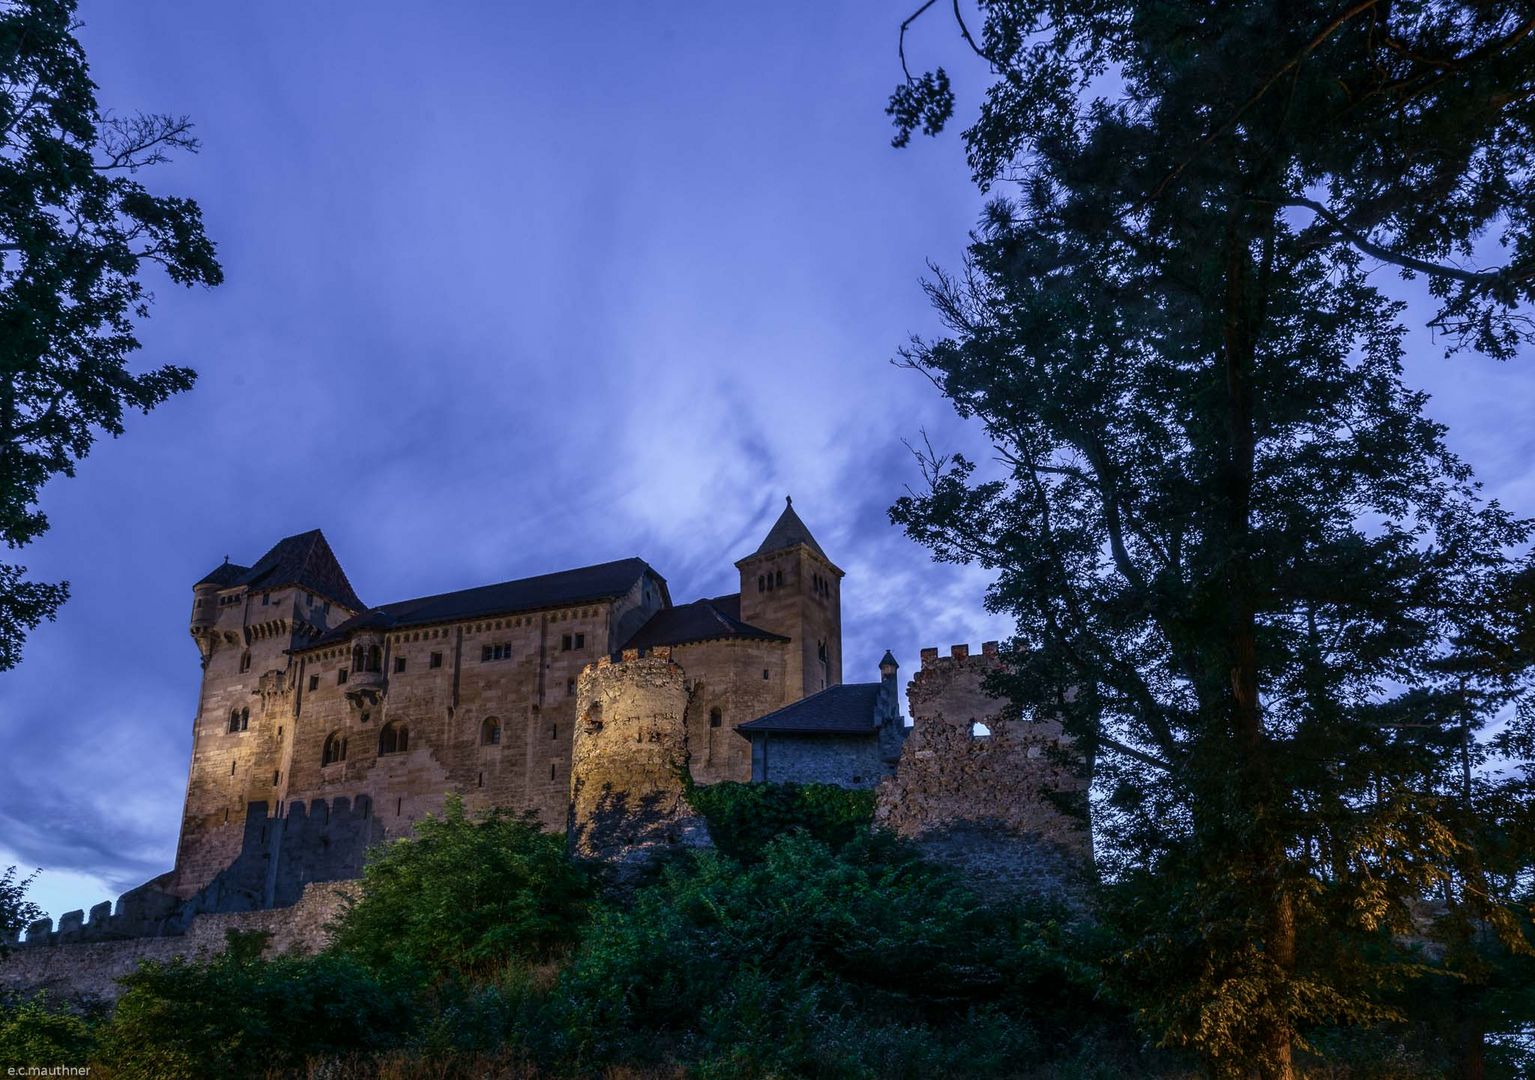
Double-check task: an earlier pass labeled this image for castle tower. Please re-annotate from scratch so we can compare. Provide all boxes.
[735,497,842,702]
[172,530,363,897]
[569,648,706,871]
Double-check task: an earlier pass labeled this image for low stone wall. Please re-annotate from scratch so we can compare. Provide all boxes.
[0,882,354,1003]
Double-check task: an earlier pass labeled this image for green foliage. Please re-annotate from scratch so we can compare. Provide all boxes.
[0,866,41,956]
[0,0,222,669]
[683,779,875,862]
[886,1,1535,1073]
[328,795,594,981]
[0,993,95,1070]
[98,930,410,1080]
[549,832,1134,1076]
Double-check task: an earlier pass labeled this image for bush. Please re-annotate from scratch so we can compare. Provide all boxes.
[547,830,1124,1076]
[328,795,595,981]
[98,930,410,1080]
[0,993,96,1071]
[683,779,875,862]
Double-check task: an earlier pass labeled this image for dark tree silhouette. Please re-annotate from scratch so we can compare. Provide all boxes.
[0,0,222,669]
[888,4,1535,1076]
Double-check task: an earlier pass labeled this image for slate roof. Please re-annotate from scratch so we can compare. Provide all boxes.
[196,530,365,612]
[752,497,830,562]
[301,557,659,650]
[623,594,786,650]
[735,682,882,736]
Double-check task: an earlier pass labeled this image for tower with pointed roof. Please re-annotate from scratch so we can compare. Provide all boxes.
[735,497,843,702]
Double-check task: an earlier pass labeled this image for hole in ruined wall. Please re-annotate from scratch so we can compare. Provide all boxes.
[584,702,602,733]
[970,721,992,738]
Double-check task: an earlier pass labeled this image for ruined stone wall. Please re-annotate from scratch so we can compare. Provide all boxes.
[569,649,706,870]
[669,637,789,785]
[0,883,353,1003]
[875,642,1091,902]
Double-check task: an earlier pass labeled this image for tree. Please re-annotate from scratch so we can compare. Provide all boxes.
[0,0,221,670]
[886,3,1535,1076]
[0,865,40,954]
[327,796,595,982]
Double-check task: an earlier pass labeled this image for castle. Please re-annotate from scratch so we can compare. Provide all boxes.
[3,499,1090,968]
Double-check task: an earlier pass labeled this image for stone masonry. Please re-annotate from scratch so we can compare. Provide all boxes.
[569,649,708,870]
[876,642,1092,903]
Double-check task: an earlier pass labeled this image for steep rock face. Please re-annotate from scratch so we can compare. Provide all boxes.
[876,643,1092,903]
[569,649,708,872]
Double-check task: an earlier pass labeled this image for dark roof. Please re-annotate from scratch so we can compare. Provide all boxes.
[196,560,249,587]
[623,594,786,650]
[879,650,899,669]
[735,682,881,736]
[301,557,658,650]
[753,497,830,562]
[196,530,365,612]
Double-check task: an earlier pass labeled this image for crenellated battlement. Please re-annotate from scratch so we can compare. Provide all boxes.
[16,795,382,948]
[918,641,1001,669]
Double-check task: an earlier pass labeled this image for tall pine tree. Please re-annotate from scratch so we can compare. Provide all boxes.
[888,3,1535,1075]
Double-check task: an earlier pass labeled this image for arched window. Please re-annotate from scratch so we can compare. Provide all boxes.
[352,645,364,671]
[379,721,409,755]
[709,707,722,728]
[775,569,783,588]
[228,709,240,733]
[758,574,766,593]
[481,717,501,746]
[240,708,249,731]
[322,731,347,765]
[366,645,382,672]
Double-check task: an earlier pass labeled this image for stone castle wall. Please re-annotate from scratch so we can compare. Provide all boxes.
[569,648,707,869]
[876,642,1092,902]
[0,883,352,1003]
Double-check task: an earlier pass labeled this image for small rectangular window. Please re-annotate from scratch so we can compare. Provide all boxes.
[262,592,270,606]
[567,678,576,696]
[308,675,319,692]
[394,656,406,673]
[549,724,557,740]
[429,651,443,669]
[561,634,573,651]
[272,770,280,786]
[763,669,770,680]
[549,763,556,781]
[338,668,348,685]
[482,645,491,662]
[574,632,585,649]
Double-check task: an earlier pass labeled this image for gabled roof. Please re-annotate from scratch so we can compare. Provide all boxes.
[623,594,786,651]
[196,530,364,612]
[751,497,830,562]
[300,557,659,650]
[735,682,882,736]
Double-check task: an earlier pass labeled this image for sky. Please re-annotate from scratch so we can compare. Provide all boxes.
[1,2,1531,923]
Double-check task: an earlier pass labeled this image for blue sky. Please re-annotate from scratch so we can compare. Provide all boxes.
[1,2,1531,922]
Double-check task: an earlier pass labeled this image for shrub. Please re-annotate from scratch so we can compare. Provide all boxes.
[328,795,595,981]
[683,779,875,862]
[547,831,1117,1075]
[98,930,410,1080]
[0,993,96,1070]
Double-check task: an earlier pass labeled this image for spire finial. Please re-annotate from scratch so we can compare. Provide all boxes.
[222,555,230,564]
[785,495,792,507]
